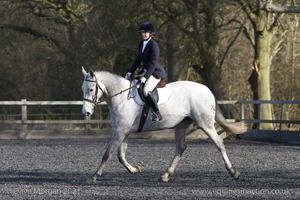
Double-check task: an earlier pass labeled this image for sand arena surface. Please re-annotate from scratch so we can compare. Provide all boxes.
[0,138,299,199]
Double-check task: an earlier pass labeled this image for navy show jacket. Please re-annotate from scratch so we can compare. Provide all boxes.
[129,39,168,79]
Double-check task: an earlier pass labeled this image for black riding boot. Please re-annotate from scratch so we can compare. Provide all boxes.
[146,91,162,121]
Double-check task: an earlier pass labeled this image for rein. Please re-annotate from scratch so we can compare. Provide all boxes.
[83,78,140,105]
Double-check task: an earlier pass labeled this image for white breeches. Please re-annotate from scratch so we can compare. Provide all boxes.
[143,75,161,96]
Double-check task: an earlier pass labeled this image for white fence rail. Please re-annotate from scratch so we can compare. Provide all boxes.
[0,99,299,132]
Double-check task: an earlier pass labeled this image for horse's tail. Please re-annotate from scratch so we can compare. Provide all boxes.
[215,104,247,136]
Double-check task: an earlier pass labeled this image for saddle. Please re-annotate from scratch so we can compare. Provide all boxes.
[138,78,166,103]
[131,78,170,132]
[131,78,170,106]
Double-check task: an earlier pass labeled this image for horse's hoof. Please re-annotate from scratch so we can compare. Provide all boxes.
[233,170,240,179]
[159,174,170,183]
[92,174,100,183]
[136,166,145,173]
[91,177,97,184]
[228,167,240,179]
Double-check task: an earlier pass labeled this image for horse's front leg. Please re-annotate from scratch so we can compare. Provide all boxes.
[92,131,126,183]
[117,142,144,173]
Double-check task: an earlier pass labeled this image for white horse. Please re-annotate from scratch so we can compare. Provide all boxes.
[81,67,247,183]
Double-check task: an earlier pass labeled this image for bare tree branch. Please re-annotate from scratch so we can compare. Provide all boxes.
[219,24,244,69]
[242,24,255,48]
[270,31,287,61]
[261,1,300,13]
[236,0,257,23]
[32,0,84,21]
[269,12,284,34]
[0,24,62,50]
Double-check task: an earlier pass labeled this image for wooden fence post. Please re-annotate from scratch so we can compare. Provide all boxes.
[279,103,285,130]
[240,103,245,120]
[85,115,91,131]
[20,99,27,138]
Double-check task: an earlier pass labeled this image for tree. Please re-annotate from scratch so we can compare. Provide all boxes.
[235,0,300,130]
[0,0,92,100]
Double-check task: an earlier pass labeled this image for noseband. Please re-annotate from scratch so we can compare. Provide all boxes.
[83,78,104,105]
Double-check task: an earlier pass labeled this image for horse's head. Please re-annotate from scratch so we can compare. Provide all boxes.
[81,67,104,116]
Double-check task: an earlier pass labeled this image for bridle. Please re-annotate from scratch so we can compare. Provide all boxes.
[83,77,140,105]
[83,77,104,105]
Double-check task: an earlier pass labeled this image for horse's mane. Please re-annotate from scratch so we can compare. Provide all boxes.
[95,71,122,81]
[94,71,127,93]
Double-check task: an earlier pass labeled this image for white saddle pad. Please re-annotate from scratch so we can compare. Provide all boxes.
[131,80,172,106]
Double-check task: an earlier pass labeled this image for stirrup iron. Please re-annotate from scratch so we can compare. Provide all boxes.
[152,111,162,122]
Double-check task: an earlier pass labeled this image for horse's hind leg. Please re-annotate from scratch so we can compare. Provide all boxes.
[117,142,144,173]
[202,126,240,179]
[160,119,193,182]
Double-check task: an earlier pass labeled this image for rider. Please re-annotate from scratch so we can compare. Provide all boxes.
[125,22,168,122]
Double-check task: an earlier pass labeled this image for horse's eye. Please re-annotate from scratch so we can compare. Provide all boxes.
[90,89,94,92]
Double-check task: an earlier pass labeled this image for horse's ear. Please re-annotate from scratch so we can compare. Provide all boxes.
[82,66,88,77]
[90,69,95,78]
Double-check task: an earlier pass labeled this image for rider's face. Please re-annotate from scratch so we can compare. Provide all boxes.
[140,31,151,40]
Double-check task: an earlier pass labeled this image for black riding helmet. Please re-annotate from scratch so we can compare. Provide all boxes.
[139,22,155,33]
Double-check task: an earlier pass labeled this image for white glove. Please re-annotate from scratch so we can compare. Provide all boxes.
[140,77,146,83]
[125,72,132,80]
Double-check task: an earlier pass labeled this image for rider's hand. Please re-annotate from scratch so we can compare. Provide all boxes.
[140,77,146,83]
[125,72,132,80]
